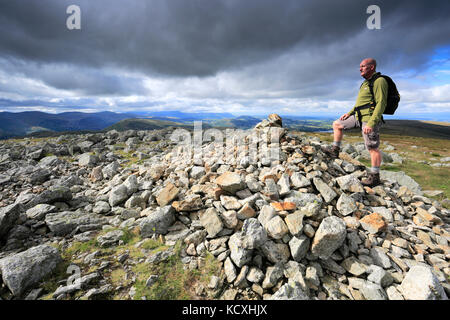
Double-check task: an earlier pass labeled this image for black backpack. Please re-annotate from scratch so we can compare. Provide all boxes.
[367,73,400,115]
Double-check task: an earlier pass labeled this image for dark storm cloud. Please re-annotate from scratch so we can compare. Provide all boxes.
[1,0,449,76]
[0,0,449,103]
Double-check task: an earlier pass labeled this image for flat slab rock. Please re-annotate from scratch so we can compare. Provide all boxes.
[45,211,109,236]
[0,244,62,297]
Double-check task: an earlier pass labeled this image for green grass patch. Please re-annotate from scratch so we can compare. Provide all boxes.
[39,260,73,300]
[129,241,221,300]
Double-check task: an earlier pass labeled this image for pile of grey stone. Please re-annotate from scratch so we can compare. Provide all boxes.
[0,116,448,301]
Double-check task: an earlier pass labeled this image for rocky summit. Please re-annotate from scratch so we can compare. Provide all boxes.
[0,116,448,301]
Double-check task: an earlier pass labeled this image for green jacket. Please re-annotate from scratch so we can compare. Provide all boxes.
[348,72,388,128]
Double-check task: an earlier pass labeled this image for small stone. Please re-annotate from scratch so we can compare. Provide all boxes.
[284,211,304,236]
[215,171,246,194]
[224,257,237,283]
[236,203,256,220]
[247,267,265,283]
[289,235,310,261]
[266,215,289,240]
[199,208,223,238]
[156,182,179,207]
[336,193,357,216]
[341,257,367,276]
[367,265,394,287]
[311,216,347,259]
[313,177,337,203]
[360,212,387,234]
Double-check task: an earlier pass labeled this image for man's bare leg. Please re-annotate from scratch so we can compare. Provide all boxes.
[369,148,382,168]
[333,121,344,144]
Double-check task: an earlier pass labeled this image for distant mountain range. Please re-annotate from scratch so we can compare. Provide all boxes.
[1,110,449,140]
[0,110,238,139]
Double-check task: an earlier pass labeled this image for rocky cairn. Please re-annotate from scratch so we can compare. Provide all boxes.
[0,115,448,300]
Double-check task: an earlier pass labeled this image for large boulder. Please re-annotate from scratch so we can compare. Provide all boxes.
[109,184,129,207]
[140,206,175,238]
[0,244,62,297]
[380,170,422,195]
[45,211,108,236]
[23,186,72,210]
[400,266,448,300]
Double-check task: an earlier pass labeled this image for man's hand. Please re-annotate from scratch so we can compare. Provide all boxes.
[363,126,373,134]
[340,113,350,121]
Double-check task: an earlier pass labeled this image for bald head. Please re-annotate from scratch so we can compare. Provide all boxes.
[360,58,377,79]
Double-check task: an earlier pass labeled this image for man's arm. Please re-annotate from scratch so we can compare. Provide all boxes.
[366,77,388,128]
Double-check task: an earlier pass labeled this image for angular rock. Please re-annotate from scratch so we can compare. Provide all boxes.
[228,232,253,268]
[199,208,223,238]
[224,257,237,283]
[270,280,310,300]
[0,203,21,239]
[26,204,57,220]
[277,173,291,196]
[290,172,310,188]
[336,193,357,216]
[258,205,277,228]
[215,171,246,194]
[78,153,99,167]
[97,230,124,247]
[289,235,310,261]
[367,265,394,288]
[156,182,179,207]
[45,211,108,236]
[341,257,367,276]
[24,186,72,209]
[109,184,129,207]
[313,177,337,203]
[239,218,267,249]
[360,212,387,234]
[370,247,392,269]
[311,216,347,259]
[380,170,422,195]
[247,267,265,283]
[172,194,203,212]
[336,174,364,193]
[360,282,388,300]
[190,166,206,179]
[266,215,289,240]
[262,263,284,289]
[220,195,242,211]
[0,245,62,297]
[260,240,290,264]
[284,211,305,236]
[400,266,448,300]
[236,202,256,220]
[139,206,175,237]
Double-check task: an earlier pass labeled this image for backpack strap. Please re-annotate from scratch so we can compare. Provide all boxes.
[366,72,385,124]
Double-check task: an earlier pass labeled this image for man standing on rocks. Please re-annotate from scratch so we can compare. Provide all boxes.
[322,58,388,187]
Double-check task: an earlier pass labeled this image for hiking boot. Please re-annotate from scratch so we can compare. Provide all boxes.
[321,145,340,158]
[361,172,381,187]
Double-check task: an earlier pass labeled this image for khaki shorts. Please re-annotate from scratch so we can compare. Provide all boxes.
[336,115,381,150]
